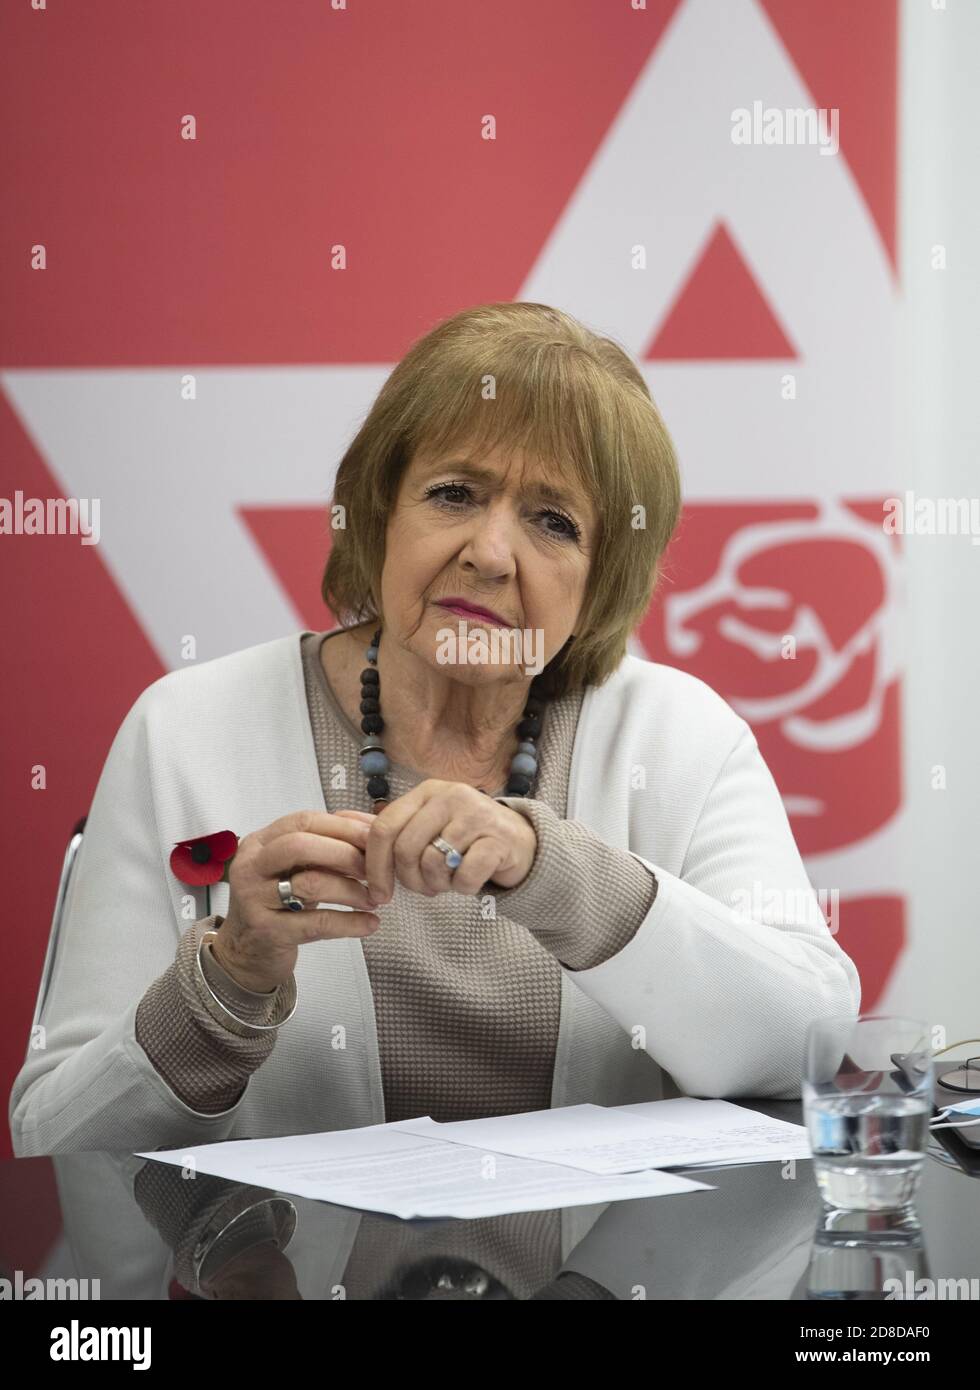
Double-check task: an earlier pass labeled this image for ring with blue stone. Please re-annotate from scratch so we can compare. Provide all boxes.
[430,836,463,871]
[277,877,306,911]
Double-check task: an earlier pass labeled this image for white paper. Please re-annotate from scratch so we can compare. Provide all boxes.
[392,1099,811,1175]
[135,1120,713,1219]
[618,1098,812,1168]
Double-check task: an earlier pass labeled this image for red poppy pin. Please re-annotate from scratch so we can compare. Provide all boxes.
[170,830,238,916]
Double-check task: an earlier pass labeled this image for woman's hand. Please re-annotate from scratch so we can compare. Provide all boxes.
[211,810,381,993]
[361,780,537,902]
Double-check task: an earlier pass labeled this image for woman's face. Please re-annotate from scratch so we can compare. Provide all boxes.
[377,440,596,683]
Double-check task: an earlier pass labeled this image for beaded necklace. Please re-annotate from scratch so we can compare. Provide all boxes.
[356,626,547,811]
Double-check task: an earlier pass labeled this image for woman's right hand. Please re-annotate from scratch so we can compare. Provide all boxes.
[210,810,385,993]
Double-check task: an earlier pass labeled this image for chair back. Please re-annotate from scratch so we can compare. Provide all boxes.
[29,817,87,1048]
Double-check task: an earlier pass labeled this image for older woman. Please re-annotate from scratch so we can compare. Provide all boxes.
[10,302,860,1161]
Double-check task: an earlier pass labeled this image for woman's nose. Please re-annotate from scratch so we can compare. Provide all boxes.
[458,508,520,571]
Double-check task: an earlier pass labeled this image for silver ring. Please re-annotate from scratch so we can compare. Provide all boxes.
[430,836,463,870]
[277,877,306,912]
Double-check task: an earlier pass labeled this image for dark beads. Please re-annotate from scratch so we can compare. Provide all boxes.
[358,627,543,805]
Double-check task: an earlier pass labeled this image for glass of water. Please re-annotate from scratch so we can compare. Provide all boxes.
[803,1015,935,1211]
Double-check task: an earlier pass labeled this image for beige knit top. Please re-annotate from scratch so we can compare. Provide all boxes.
[135,629,658,1124]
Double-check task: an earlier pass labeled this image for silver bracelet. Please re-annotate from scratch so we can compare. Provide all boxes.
[195,931,298,1037]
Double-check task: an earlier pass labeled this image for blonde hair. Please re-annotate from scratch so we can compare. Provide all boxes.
[322,301,681,696]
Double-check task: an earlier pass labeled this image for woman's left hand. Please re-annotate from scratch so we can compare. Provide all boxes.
[334,781,537,901]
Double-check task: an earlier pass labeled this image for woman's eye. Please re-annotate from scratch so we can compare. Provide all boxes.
[424,483,580,541]
[433,483,467,505]
[543,510,581,541]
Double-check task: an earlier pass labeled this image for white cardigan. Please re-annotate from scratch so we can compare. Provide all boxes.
[9,631,860,1159]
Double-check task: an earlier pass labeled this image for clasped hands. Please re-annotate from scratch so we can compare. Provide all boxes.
[334,778,537,903]
[214,780,539,992]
